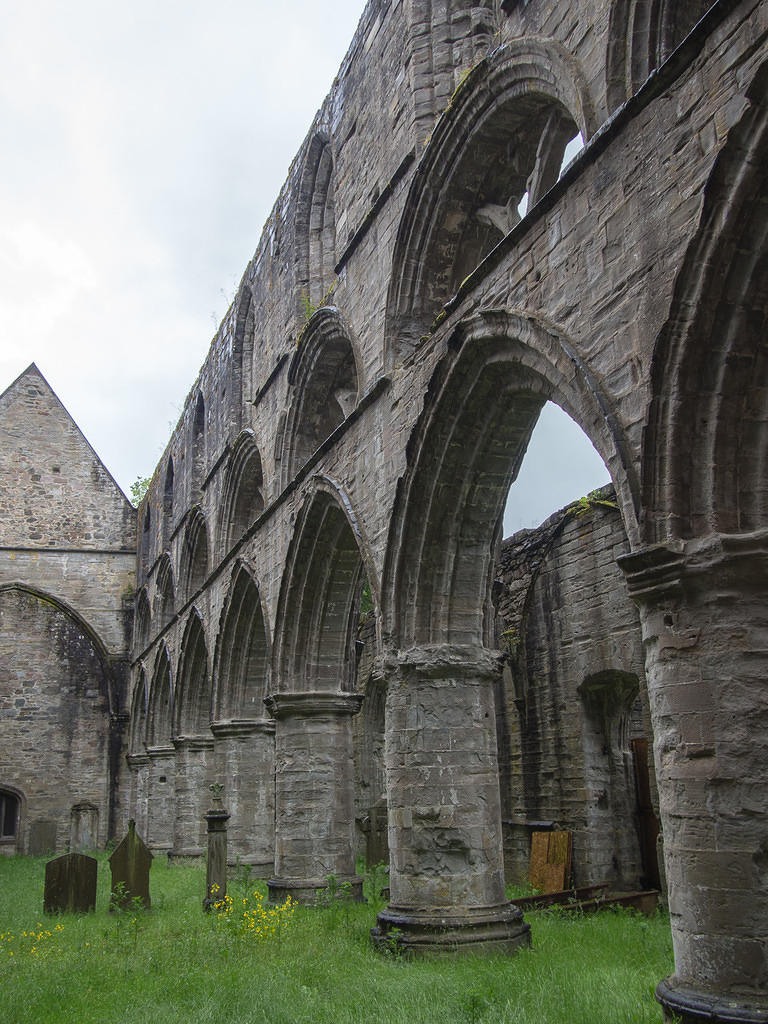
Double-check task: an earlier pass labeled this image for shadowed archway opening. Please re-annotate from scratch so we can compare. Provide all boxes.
[175,610,211,738]
[219,432,264,556]
[268,485,375,901]
[214,564,270,722]
[180,510,209,602]
[280,309,360,488]
[386,41,597,361]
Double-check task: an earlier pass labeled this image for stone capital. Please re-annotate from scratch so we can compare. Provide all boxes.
[126,752,150,768]
[618,530,768,607]
[172,734,215,753]
[145,744,175,760]
[210,718,276,738]
[264,690,364,719]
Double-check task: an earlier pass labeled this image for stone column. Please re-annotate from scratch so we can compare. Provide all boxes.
[211,719,275,874]
[372,645,530,955]
[171,736,214,858]
[126,752,150,840]
[264,691,363,903]
[619,533,768,1023]
[145,745,176,854]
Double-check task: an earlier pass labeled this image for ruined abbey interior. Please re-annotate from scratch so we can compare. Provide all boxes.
[1,0,767,1020]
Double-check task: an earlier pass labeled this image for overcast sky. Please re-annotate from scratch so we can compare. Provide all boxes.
[0,0,608,537]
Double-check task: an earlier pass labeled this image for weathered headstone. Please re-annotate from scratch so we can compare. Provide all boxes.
[29,820,58,856]
[203,783,230,911]
[44,852,97,913]
[109,819,153,910]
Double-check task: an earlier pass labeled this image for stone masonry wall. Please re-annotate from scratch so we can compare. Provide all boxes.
[0,365,136,852]
[495,488,658,888]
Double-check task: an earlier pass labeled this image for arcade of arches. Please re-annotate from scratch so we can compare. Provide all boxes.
[2,2,767,1022]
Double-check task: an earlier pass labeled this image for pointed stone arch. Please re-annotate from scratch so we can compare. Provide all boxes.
[372,308,636,955]
[267,479,375,901]
[180,508,209,602]
[211,561,275,870]
[127,667,150,839]
[232,283,255,430]
[174,609,211,738]
[147,644,173,747]
[129,668,149,753]
[162,457,174,545]
[279,307,361,488]
[273,479,377,694]
[213,561,271,721]
[385,39,597,362]
[172,609,212,856]
[134,588,151,652]
[191,391,206,499]
[219,431,265,556]
[295,132,337,312]
[605,0,711,114]
[145,644,175,852]
[154,555,175,629]
[383,309,637,650]
[643,63,768,544]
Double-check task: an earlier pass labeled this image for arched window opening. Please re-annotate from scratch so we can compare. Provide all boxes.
[0,790,20,839]
[386,44,597,360]
[134,589,152,651]
[232,289,255,430]
[276,491,371,694]
[130,671,149,754]
[162,458,174,543]
[182,512,209,601]
[148,648,173,747]
[457,97,579,290]
[155,556,175,629]
[192,393,206,496]
[175,611,211,737]
[296,134,337,314]
[283,312,359,486]
[140,505,152,576]
[221,435,265,554]
[606,0,711,112]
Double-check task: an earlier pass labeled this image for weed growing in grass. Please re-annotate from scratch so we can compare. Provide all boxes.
[363,861,389,913]
[212,884,296,942]
[1,921,63,958]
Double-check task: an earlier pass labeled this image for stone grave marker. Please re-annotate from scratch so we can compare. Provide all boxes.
[44,852,97,913]
[203,783,230,911]
[109,819,153,910]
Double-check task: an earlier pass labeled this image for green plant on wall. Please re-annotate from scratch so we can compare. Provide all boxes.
[565,489,619,519]
[129,476,151,507]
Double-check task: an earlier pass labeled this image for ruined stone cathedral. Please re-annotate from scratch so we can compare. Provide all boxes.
[2,1,767,1021]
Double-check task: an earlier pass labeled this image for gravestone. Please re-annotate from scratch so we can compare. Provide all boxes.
[203,783,230,911]
[44,852,97,913]
[29,820,58,856]
[109,819,153,910]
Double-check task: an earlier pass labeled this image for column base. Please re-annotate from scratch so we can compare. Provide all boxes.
[657,978,768,1023]
[371,902,531,957]
[227,858,274,878]
[267,874,363,904]
[168,847,205,861]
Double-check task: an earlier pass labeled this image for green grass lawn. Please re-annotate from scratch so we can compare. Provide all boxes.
[0,855,672,1024]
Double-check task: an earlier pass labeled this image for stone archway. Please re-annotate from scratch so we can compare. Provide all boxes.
[267,479,377,901]
[620,65,768,1023]
[375,309,634,953]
